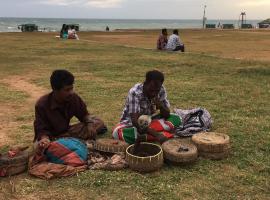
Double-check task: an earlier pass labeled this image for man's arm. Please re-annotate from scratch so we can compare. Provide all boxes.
[34,105,51,141]
[34,105,51,149]
[130,113,144,134]
[154,98,170,119]
[73,93,90,123]
[157,36,161,50]
[155,86,170,119]
[73,93,106,138]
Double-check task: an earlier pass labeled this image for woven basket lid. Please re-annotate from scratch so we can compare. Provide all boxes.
[199,149,230,160]
[94,138,128,153]
[162,139,198,163]
[192,132,230,153]
[0,151,29,176]
[126,142,163,173]
[0,151,29,165]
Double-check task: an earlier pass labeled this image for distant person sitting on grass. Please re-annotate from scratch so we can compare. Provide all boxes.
[34,70,107,149]
[157,28,168,50]
[166,29,185,52]
[112,70,182,144]
[60,24,68,39]
[68,25,79,40]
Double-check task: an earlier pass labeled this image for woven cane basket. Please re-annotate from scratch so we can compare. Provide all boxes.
[192,132,230,152]
[126,142,163,173]
[199,150,230,160]
[162,139,198,164]
[0,151,29,176]
[192,132,231,160]
[94,138,129,154]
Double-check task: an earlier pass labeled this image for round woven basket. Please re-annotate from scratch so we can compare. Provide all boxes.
[0,151,29,176]
[94,138,129,154]
[126,142,163,173]
[199,149,230,160]
[192,132,230,153]
[162,139,198,164]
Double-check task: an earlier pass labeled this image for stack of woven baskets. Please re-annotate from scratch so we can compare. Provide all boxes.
[0,149,29,177]
[192,132,230,160]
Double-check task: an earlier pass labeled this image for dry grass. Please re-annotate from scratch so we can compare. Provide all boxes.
[0,30,269,200]
[78,29,270,61]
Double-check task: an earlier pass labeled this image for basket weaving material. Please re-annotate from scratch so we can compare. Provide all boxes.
[162,139,198,164]
[126,142,163,173]
[192,132,230,153]
[94,138,129,154]
[0,151,29,176]
[199,149,230,160]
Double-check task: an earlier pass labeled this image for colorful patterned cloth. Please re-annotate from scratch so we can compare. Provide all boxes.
[157,34,168,50]
[174,107,212,136]
[112,114,182,144]
[45,138,88,167]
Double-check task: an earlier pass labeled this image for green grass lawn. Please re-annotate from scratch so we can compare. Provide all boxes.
[0,32,269,200]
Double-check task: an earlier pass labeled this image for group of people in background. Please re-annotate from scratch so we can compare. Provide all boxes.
[60,24,79,40]
[59,25,184,51]
[157,28,185,52]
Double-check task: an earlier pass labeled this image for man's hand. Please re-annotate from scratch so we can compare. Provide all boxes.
[38,136,50,149]
[152,97,170,119]
[86,123,97,139]
[152,97,163,109]
[147,128,168,144]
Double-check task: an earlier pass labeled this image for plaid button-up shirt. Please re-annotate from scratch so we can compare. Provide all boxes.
[120,83,170,124]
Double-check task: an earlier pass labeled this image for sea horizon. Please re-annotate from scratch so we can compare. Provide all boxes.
[0,17,263,32]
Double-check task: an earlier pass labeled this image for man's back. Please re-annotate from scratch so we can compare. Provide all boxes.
[166,34,182,50]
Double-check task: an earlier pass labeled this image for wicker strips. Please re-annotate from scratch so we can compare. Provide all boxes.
[94,138,128,154]
[126,143,163,172]
[162,139,198,164]
[192,132,230,160]
[199,150,230,160]
[0,151,29,176]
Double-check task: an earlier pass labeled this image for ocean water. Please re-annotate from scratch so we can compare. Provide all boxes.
[0,17,261,32]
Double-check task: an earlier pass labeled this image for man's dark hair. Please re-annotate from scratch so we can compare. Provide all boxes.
[173,29,179,35]
[145,70,164,84]
[162,28,167,35]
[50,70,74,90]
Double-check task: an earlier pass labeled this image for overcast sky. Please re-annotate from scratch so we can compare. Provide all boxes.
[0,0,269,19]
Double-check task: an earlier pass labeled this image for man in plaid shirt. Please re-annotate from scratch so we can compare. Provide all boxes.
[112,70,181,144]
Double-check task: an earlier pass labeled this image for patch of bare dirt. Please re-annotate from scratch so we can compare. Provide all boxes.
[1,76,47,103]
[0,76,48,146]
